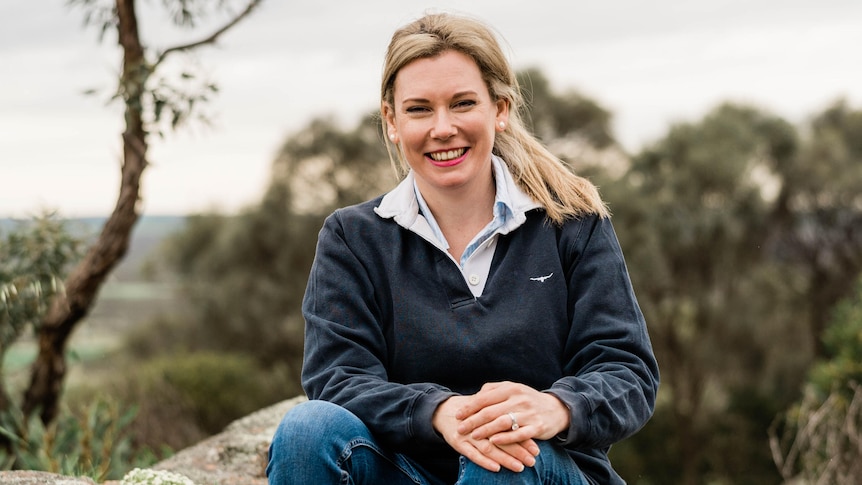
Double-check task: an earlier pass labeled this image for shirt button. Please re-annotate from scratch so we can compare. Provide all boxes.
[468,274,480,285]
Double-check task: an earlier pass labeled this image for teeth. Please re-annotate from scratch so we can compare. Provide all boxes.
[429,148,465,161]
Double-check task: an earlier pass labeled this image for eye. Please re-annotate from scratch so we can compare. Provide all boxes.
[405,105,430,114]
[453,100,476,110]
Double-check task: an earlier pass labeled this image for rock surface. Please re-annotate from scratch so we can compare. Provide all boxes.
[0,395,306,485]
[0,471,97,485]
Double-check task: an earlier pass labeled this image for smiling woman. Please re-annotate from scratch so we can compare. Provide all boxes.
[266,11,659,485]
[382,49,507,259]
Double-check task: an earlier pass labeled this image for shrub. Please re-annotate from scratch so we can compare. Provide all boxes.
[94,351,291,455]
[770,277,862,484]
[0,397,142,480]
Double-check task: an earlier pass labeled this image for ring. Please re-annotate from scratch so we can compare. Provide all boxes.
[507,412,519,431]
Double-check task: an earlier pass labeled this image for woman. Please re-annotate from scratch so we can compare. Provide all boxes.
[267,12,658,485]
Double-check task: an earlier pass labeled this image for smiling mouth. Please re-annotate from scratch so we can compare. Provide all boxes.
[428,148,467,162]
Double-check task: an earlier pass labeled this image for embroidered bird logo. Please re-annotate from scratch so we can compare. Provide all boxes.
[530,273,553,283]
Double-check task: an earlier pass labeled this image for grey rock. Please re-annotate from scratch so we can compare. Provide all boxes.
[0,470,96,484]
[152,395,305,485]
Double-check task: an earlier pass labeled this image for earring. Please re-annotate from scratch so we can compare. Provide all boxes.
[388,133,395,141]
[498,121,506,130]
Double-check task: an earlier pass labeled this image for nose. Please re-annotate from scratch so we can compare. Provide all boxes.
[430,111,457,139]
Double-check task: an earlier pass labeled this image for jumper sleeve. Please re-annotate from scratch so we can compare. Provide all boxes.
[547,216,659,448]
[300,210,453,449]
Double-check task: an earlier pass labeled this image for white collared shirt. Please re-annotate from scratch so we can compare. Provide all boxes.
[374,156,541,297]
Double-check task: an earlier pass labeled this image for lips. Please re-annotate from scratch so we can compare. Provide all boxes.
[426,147,468,167]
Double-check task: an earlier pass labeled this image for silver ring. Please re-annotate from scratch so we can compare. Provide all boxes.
[507,412,519,431]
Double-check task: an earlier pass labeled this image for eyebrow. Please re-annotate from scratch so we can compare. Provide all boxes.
[400,90,480,105]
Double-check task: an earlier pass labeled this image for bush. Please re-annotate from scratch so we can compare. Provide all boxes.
[770,277,862,484]
[770,382,862,484]
[91,351,292,455]
[0,397,142,480]
[143,351,282,433]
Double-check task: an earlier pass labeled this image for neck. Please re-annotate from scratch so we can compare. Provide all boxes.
[419,175,495,260]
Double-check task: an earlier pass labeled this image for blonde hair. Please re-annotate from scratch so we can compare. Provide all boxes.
[380,12,609,223]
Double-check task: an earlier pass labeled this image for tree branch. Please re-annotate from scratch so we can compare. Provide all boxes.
[155,0,262,66]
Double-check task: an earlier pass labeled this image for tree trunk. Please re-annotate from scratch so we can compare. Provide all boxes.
[22,0,147,424]
[662,313,706,485]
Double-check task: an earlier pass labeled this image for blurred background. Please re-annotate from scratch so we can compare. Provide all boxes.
[1,1,861,483]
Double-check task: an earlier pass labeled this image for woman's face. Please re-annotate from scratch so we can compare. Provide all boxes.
[384,50,508,197]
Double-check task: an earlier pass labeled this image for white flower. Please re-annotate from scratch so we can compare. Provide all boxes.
[120,468,197,485]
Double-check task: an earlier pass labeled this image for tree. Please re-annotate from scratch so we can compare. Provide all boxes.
[517,67,616,149]
[608,103,803,485]
[516,68,628,178]
[769,99,862,358]
[761,101,862,484]
[21,0,263,426]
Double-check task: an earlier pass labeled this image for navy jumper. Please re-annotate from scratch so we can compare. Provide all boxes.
[301,191,659,484]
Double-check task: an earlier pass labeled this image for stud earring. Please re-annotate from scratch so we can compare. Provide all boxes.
[498,121,506,129]
[388,133,395,141]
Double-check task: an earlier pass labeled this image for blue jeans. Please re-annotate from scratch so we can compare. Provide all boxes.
[267,400,588,485]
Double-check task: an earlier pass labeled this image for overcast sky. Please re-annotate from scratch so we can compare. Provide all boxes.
[1,0,860,218]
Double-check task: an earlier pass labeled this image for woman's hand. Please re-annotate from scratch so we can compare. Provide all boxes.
[455,381,571,446]
[433,395,540,473]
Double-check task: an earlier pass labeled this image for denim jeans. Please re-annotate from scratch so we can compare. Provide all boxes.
[267,400,588,485]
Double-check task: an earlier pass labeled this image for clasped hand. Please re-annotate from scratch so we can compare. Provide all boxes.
[432,381,570,473]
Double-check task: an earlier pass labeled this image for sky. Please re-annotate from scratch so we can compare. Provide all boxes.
[1,0,860,218]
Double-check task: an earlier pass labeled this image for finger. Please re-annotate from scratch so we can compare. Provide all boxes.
[458,399,520,435]
[445,432,503,473]
[496,441,538,469]
[460,444,503,473]
[491,432,541,456]
[479,381,507,392]
[455,382,513,419]
[474,438,529,473]
[459,409,496,435]
[470,412,519,440]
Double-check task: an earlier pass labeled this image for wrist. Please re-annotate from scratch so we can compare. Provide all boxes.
[542,390,572,438]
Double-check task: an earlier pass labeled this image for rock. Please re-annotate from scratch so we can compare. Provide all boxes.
[0,395,306,485]
[0,470,97,484]
[152,395,306,485]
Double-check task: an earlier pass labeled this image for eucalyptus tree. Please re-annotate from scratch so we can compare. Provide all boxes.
[608,103,801,485]
[769,100,862,358]
[22,0,263,425]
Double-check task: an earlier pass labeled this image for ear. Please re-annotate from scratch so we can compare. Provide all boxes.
[495,98,510,132]
[382,103,399,143]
